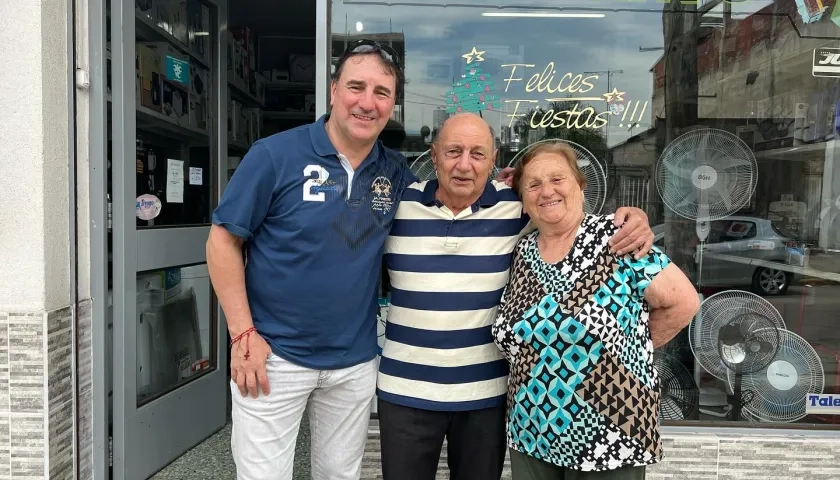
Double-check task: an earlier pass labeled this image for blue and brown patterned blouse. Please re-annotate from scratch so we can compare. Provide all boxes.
[492,214,671,471]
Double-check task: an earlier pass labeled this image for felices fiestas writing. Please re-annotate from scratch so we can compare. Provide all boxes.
[501,63,612,130]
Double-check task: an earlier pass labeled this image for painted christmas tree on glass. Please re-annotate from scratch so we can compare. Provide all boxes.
[444,47,500,114]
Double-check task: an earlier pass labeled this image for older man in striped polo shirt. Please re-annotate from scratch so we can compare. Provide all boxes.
[376,113,654,480]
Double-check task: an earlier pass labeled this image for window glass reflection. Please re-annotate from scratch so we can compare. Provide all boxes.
[136,264,216,406]
[335,0,840,426]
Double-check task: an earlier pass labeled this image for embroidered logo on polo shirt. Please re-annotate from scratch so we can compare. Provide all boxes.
[371,176,394,214]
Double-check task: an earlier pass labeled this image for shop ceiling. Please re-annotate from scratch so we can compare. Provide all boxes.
[229,0,316,38]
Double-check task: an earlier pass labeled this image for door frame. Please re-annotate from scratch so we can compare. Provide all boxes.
[109,0,229,477]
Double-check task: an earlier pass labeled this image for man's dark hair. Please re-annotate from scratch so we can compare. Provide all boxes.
[332,45,406,97]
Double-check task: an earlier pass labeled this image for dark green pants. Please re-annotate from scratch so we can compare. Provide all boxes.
[509,449,646,480]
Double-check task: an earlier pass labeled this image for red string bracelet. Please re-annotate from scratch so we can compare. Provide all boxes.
[231,327,257,360]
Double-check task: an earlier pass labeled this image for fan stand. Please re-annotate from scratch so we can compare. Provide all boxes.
[727,366,745,421]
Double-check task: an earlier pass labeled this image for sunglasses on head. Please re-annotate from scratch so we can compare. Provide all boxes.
[342,39,401,67]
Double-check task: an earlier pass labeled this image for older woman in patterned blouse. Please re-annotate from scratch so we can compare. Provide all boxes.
[492,142,699,480]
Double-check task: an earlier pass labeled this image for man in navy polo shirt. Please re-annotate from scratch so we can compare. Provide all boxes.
[207,41,415,480]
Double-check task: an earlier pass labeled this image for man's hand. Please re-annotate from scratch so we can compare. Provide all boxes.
[610,207,654,259]
[495,167,515,187]
[230,330,272,398]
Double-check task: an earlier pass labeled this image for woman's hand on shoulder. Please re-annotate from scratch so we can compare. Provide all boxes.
[610,207,654,259]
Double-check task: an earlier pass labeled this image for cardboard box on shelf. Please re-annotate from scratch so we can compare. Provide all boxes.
[228,99,243,143]
[237,105,249,143]
[231,26,256,72]
[170,0,189,45]
[142,42,190,125]
[137,43,163,113]
[154,0,174,36]
[255,72,267,104]
[187,0,210,63]
[243,108,262,145]
[136,0,155,21]
[227,31,248,91]
[189,64,209,132]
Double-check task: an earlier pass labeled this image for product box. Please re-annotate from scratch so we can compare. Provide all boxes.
[231,26,256,72]
[136,0,155,21]
[154,0,173,36]
[227,31,248,90]
[255,72,267,104]
[243,107,262,144]
[237,104,249,143]
[228,98,242,143]
[170,0,189,44]
[189,63,209,132]
[136,43,163,113]
[187,0,210,63]
[142,42,190,125]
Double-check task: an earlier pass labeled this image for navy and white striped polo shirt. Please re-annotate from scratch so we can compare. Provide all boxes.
[378,179,532,411]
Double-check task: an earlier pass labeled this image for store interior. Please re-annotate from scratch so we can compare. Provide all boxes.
[106,1,326,477]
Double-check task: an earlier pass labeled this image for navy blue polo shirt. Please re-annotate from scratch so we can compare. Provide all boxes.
[212,114,416,370]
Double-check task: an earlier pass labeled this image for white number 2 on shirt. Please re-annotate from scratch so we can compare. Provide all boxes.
[303,165,329,202]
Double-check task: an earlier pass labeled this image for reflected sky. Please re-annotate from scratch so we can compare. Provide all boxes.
[331,0,840,147]
[332,0,678,146]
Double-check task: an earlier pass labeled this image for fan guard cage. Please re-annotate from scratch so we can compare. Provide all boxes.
[654,351,699,421]
[690,290,785,380]
[507,139,607,214]
[655,128,757,220]
[717,312,780,374]
[739,329,825,423]
[409,151,437,181]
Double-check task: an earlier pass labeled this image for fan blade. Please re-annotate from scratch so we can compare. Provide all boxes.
[712,154,752,172]
[674,189,698,211]
[663,157,696,181]
[712,182,734,211]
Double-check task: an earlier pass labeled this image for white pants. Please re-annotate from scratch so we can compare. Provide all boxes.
[230,354,377,480]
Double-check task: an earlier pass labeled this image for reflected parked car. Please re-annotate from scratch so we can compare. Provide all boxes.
[653,216,798,296]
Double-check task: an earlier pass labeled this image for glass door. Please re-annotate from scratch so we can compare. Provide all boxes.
[110,0,228,477]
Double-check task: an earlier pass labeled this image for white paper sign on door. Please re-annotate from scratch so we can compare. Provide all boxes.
[167,159,184,203]
[189,167,203,185]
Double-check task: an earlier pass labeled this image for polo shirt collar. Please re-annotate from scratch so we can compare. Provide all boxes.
[422,179,500,211]
[309,114,382,165]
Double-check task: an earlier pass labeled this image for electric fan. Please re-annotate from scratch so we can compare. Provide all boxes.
[376,296,389,356]
[655,128,758,286]
[506,138,607,214]
[654,351,699,421]
[409,150,437,181]
[735,328,824,423]
[408,149,500,182]
[690,290,785,420]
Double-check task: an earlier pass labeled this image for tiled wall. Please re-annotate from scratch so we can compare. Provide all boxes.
[363,419,840,479]
[77,299,92,480]
[0,307,75,480]
[649,433,840,480]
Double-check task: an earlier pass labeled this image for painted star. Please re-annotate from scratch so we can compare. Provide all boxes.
[462,46,486,64]
[602,88,626,103]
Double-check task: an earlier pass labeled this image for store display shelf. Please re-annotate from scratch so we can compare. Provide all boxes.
[135,11,209,69]
[229,80,264,107]
[262,110,315,121]
[266,81,316,91]
[136,106,209,143]
[229,140,251,151]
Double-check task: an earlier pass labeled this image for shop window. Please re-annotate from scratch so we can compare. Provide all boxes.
[332,0,840,428]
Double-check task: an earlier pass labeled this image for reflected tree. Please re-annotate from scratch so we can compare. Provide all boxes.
[515,101,609,160]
